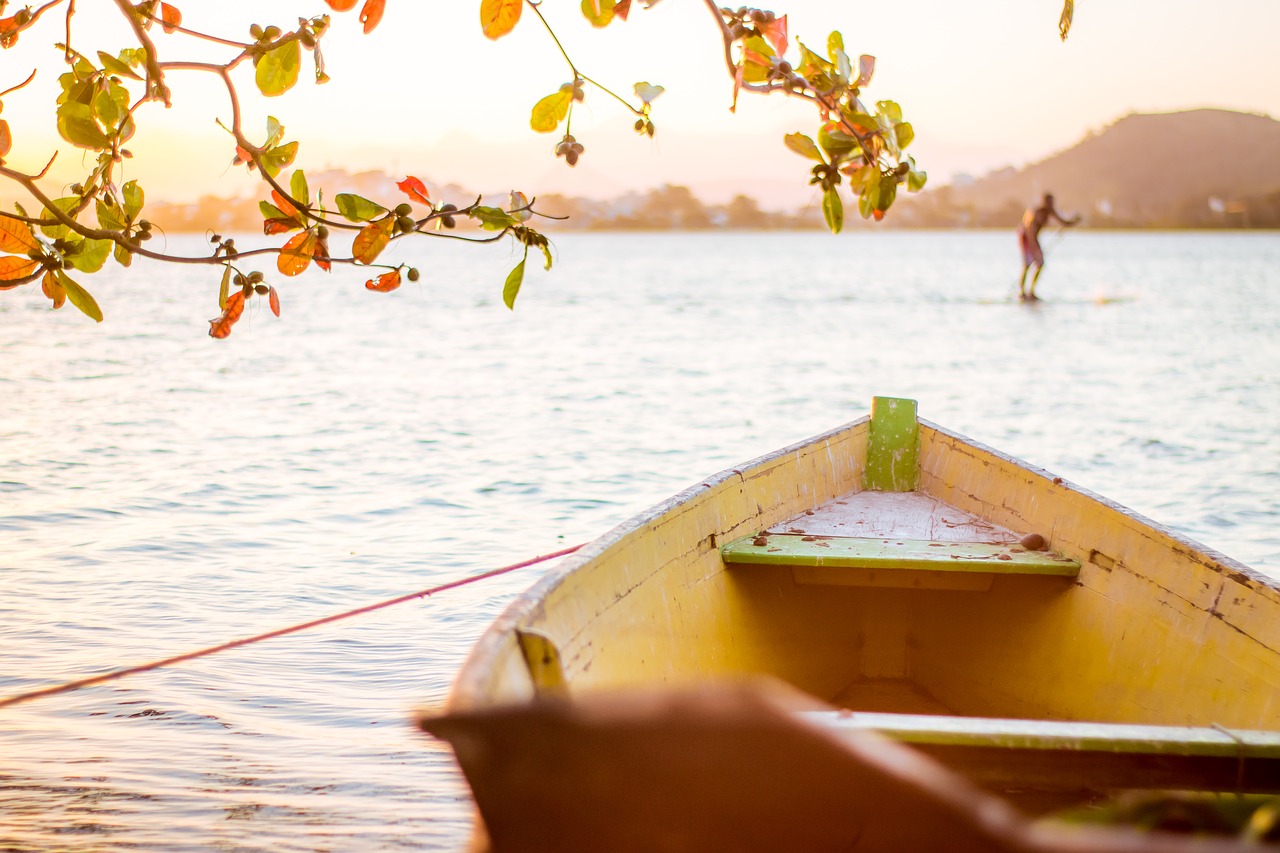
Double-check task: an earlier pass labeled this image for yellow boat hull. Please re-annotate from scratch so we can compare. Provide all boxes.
[450,413,1280,728]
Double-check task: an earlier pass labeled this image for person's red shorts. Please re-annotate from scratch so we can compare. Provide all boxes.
[1018,225,1043,267]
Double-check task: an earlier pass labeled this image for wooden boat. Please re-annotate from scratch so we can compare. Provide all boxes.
[421,397,1280,851]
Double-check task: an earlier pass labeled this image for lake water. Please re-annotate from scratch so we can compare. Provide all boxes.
[2,230,1278,850]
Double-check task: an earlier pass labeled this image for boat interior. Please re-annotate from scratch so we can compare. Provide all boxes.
[451,397,1280,817]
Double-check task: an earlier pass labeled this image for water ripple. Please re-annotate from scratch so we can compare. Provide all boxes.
[1,231,1277,850]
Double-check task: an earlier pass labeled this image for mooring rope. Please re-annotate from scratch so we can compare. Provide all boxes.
[0,543,584,710]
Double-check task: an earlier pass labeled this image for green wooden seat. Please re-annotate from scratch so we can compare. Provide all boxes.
[721,533,1079,590]
[807,710,1280,794]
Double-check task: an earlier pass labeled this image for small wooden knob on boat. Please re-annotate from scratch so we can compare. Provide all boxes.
[1020,533,1048,551]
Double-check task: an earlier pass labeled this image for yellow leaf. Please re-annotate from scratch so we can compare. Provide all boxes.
[277,229,317,276]
[530,90,572,133]
[0,216,39,253]
[581,0,616,27]
[352,217,394,265]
[480,0,522,39]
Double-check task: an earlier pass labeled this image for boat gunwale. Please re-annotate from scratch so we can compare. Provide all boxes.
[920,419,1269,589]
[448,414,1275,709]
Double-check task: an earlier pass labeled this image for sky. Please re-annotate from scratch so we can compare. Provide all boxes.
[2,0,1279,208]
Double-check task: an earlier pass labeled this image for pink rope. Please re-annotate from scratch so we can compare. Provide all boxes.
[0,543,583,710]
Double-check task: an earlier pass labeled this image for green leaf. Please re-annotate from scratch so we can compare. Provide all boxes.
[96,199,127,230]
[335,193,387,223]
[538,241,553,271]
[784,132,825,163]
[822,187,843,235]
[906,156,928,193]
[56,101,111,150]
[530,90,572,133]
[65,237,113,273]
[218,264,231,309]
[827,32,851,81]
[470,206,519,231]
[502,252,527,309]
[255,39,301,97]
[740,35,776,84]
[122,180,144,221]
[264,116,286,149]
[56,270,103,322]
[850,164,881,195]
[115,112,137,145]
[840,110,880,134]
[114,242,133,268]
[876,100,903,124]
[796,41,839,91]
[290,170,310,207]
[580,0,615,27]
[39,197,81,240]
[895,122,914,150]
[259,201,288,221]
[93,88,122,129]
[857,189,873,219]
[878,179,898,213]
[98,50,142,80]
[827,31,844,61]
[260,141,298,178]
[107,81,131,122]
[818,125,858,161]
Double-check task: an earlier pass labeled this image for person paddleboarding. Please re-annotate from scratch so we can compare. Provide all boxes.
[1017,193,1080,301]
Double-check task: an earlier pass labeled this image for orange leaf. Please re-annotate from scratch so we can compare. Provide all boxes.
[614,0,631,20]
[0,255,39,281]
[0,14,24,47]
[480,0,521,39]
[359,0,385,33]
[396,176,431,206]
[352,217,393,264]
[323,0,358,8]
[271,189,300,220]
[314,233,332,272]
[264,217,300,236]
[872,209,885,221]
[760,15,787,55]
[277,230,317,276]
[0,118,11,158]
[209,289,246,339]
[41,270,66,309]
[0,217,39,253]
[159,2,181,33]
[365,269,401,292]
[268,286,281,317]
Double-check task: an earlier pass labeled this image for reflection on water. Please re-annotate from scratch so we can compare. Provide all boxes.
[2,230,1278,849]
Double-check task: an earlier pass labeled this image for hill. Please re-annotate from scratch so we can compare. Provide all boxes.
[899,109,1280,227]
[144,109,1280,233]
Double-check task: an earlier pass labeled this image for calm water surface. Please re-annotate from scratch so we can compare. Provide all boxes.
[2,230,1278,850]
